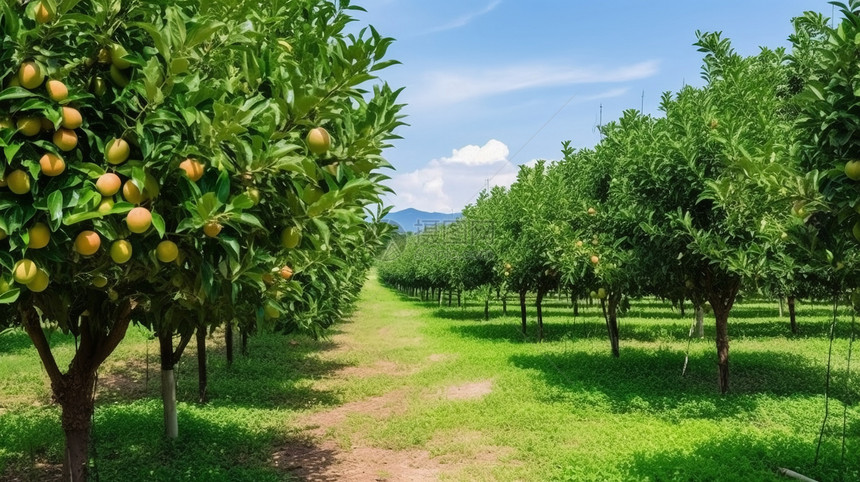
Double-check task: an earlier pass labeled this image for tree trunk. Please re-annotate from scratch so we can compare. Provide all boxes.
[680,299,685,317]
[536,289,545,342]
[484,299,489,321]
[704,271,740,394]
[603,294,620,357]
[158,330,193,438]
[695,304,704,338]
[159,334,179,439]
[778,297,784,317]
[502,294,507,316]
[22,298,136,481]
[241,327,249,357]
[196,325,207,404]
[457,290,461,307]
[573,297,579,317]
[56,365,97,481]
[448,290,452,307]
[519,289,527,336]
[225,320,234,365]
[788,296,797,334]
[713,306,730,394]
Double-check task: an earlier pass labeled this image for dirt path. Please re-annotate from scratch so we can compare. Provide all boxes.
[273,274,512,481]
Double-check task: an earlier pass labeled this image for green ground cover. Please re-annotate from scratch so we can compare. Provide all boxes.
[0,273,857,481]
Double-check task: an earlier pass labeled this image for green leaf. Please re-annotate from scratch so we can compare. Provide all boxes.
[215,171,230,203]
[151,211,166,238]
[0,288,20,304]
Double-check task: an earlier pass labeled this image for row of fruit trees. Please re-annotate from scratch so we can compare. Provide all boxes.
[379,3,860,397]
[0,0,403,479]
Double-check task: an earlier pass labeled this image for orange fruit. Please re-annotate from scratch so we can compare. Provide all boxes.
[13,259,38,284]
[53,128,77,151]
[92,275,108,288]
[106,138,130,165]
[28,222,50,249]
[45,80,67,101]
[74,230,101,255]
[7,170,31,195]
[17,117,41,136]
[110,240,132,263]
[126,207,152,233]
[0,227,7,241]
[590,255,599,265]
[306,127,331,155]
[122,180,144,204]
[279,266,293,280]
[39,153,65,176]
[96,173,121,196]
[156,240,179,263]
[203,221,222,238]
[26,269,50,292]
[179,158,204,181]
[18,61,44,89]
[60,107,82,129]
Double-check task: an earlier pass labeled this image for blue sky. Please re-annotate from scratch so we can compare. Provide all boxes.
[352,0,831,214]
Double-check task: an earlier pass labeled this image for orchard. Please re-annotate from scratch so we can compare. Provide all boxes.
[0,0,401,479]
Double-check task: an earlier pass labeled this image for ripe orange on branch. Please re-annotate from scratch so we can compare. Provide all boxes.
[7,170,31,195]
[306,127,331,155]
[13,259,39,284]
[203,221,222,238]
[179,158,204,181]
[28,223,51,249]
[126,207,152,233]
[17,117,41,137]
[74,231,101,255]
[18,61,44,89]
[53,128,77,151]
[110,240,132,263]
[156,240,179,263]
[40,153,66,176]
[46,80,68,101]
[61,107,82,129]
[279,266,294,280]
[96,173,122,196]
[27,270,50,292]
[106,138,130,165]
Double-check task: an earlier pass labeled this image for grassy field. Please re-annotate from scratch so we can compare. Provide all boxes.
[1,273,858,481]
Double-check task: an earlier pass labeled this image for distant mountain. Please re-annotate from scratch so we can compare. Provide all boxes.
[383,208,462,233]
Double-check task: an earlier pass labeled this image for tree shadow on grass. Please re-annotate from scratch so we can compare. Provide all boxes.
[0,330,78,356]
[509,347,857,417]
[95,332,350,412]
[621,431,854,482]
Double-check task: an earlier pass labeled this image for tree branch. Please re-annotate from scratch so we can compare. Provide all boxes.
[20,304,63,388]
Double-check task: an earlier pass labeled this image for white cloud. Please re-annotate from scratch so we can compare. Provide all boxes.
[408,60,659,107]
[385,139,534,212]
[424,0,502,34]
[440,139,509,166]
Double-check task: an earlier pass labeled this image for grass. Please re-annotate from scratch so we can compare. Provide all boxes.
[0,274,858,481]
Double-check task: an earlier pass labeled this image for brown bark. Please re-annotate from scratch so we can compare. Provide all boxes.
[225,320,234,365]
[703,270,740,394]
[536,289,545,342]
[196,325,207,404]
[519,289,527,336]
[788,296,797,334]
[603,293,621,357]
[22,297,136,481]
[240,326,249,357]
[502,294,507,316]
[484,299,489,321]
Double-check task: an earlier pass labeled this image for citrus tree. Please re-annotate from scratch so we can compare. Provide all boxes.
[0,0,402,478]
